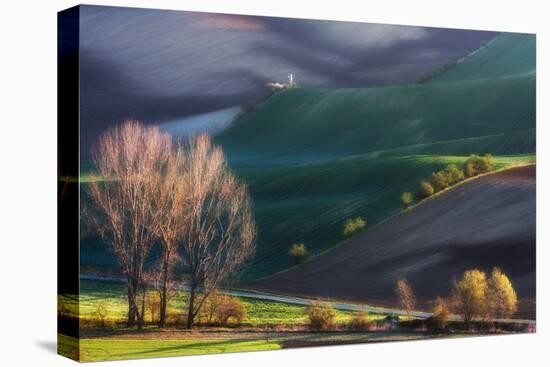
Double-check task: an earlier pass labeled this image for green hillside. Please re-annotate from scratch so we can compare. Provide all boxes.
[434,33,535,82]
[216,55,534,161]
[216,33,535,164]
[234,154,534,278]
[213,32,536,278]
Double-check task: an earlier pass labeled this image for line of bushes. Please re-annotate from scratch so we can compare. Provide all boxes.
[305,301,396,332]
[416,56,459,84]
[401,154,495,208]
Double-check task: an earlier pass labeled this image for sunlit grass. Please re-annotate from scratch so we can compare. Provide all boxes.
[58,334,281,362]
[61,280,388,326]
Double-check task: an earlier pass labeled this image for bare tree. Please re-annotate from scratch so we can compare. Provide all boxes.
[143,268,174,324]
[148,146,186,327]
[179,134,256,329]
[88,121,172,327]
[395,279,416,318]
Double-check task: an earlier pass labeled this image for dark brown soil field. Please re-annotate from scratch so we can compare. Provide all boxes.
[252,165,536,316]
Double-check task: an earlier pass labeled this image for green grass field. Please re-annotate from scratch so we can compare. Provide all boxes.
[59,279,405,361]
[58,334,281,362]
[434,33,535,82]
[60,330,444,362]
[216,35,535,163]
[61,280,390,326]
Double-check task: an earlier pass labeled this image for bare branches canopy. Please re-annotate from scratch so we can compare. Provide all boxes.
[87,121,256,329]
[395,279,416,317]
[88,121,172,327]
[180,134,256,328]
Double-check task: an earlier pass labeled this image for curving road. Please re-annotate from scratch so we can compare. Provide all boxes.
[80,275,534,324]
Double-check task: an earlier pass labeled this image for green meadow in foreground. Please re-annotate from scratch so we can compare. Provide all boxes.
[59,279,408,361]
[60,331,445,362]
[62,280,390,326]
[58,334,281,362]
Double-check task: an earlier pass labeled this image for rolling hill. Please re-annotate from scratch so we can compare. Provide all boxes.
[252,165,536,318]
[211,32,536,278]
[80,32,536,282]
[434,32,535,82]
[215,34,535,163]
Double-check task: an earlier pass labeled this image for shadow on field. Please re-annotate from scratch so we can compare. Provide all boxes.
[112,338,254,358]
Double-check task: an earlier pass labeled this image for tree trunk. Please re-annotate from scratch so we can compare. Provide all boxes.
[186,284,196,329]
[127,282,136,327]
[138,281,146,330]
[128,275,141,328]
[159,258,169,327]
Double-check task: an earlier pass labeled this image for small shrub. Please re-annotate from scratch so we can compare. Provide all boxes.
[94,301,109,328]
[146,293,161,323]
[198,293,246,326]
[464,154,494,177]
[431,297,450,330]
[464,161,476,178]
[166,312,186,327]
[342,216,367,237]
[199,292,222,324]
[215,296,246,325]
[348,312,372,331]
[419,181,434,198]
[199,293,246,325]
[289,243,308,265]
[431,171,449,192]
[443,164,465,185]
[395,279,416,317]
[400,192,414,208]
[306,301,336,331]
[430,164,465,192]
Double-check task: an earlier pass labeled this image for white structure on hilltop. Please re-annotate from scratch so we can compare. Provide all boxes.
[266,73,297,93]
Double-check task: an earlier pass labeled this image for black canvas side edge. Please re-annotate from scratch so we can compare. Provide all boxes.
[57,5,80,361]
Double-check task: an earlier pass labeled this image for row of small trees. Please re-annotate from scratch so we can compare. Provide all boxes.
[401,154,495,208]
[395,267,518,326]
[88,121,256,329]
[453,268,517,323]
[416,56,459,83]
[305,268,517,332]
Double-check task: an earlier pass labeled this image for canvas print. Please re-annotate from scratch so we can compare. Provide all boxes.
[58,5,536,362]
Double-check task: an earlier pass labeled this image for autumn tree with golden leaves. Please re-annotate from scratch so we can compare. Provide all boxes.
[487,267,518,319]
[452,269,488,324]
